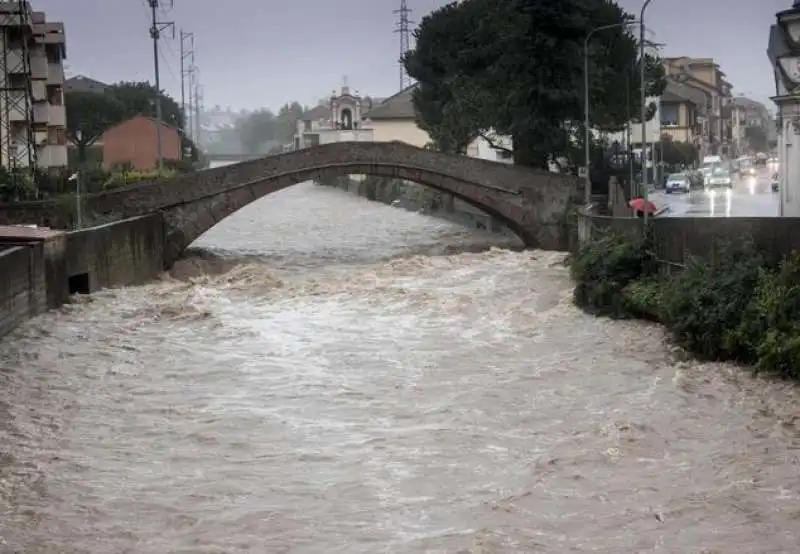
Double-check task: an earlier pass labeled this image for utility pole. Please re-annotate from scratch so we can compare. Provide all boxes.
[179,30,194,137]
[194,81,202,147]
[393,0,413,91]
[148,0,174,171]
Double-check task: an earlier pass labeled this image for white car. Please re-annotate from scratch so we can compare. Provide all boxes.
[665,173,691,194]
[706,168,733,188]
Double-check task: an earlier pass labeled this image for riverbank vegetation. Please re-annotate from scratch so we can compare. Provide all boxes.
[0,159,196,203]
[571,230,800,380]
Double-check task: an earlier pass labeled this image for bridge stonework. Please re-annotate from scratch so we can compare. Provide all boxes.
[0,142,580,267]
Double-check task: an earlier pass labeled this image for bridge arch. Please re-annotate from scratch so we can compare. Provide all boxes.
[0,142,581,268]
[161,162,530,265]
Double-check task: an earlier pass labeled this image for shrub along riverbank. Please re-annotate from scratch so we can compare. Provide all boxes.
[570,230,800,380]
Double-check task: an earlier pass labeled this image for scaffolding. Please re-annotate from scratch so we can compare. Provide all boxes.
[0,0,37,188]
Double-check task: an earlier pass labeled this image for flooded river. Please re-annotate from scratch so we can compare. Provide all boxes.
[1,183,799,553]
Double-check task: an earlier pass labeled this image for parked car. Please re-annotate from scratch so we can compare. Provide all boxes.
[664,172,691,194]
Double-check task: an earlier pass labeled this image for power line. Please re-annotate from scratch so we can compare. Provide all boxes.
[393,0,413,91]
[148,0,174,171]
[0,1,38,193]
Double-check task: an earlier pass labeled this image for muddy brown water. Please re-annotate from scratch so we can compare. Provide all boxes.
[1,183,798,553]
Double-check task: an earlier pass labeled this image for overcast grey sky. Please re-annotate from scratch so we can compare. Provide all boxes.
[36,0,790,111]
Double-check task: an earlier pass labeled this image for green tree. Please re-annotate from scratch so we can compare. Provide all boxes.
[234,102,306,153]
[66,81,191,163]
[65,90,124,162]
[403,0,665,168]
[658,135,698,167]
[745,125,768,153]
[234,109,277,154]
[274,101,305,144]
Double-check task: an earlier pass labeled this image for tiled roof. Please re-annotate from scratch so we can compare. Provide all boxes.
[65,75,109,93]
[661,79,708,107]
[362,85,417,120]
[300,104,330,121]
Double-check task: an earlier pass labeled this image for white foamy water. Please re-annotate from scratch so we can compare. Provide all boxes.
[1,183,799,553]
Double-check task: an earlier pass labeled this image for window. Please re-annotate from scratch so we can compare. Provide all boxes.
[303,120,311,132]
[660,104,679,126]
[48,127,66,145]
[46,85,63,105]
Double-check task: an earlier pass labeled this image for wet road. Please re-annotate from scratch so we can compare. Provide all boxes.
[1,183,799,553]
[652,167,778,217]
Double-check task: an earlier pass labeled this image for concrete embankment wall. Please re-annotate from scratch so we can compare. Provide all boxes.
[0,213,165,337]
[0,245,47,336]
[319,176,510,234]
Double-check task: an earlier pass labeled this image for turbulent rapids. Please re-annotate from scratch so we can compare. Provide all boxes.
[1,183,798,553]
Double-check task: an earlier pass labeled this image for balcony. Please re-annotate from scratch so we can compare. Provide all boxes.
[29,55,47,79]
[31,80,46,101]
[317,128,374,144]
[48,104,65,126]
[32,103,48,123]
[38,145,67,168]
[660,126,693,143]
[46,62,64,84]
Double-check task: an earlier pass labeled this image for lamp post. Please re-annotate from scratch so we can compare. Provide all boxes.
[70,130,83,228]
[640,0,654,225]
[583,20,640,205]
[769,1,800,217]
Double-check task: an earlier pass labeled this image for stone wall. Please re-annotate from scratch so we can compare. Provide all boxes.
[0,244,47,337]
[319,176,511,235]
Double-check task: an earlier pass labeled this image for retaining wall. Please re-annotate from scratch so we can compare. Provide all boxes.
[0,244,47,336]
[0,213,165,338]
[318,176,511,235]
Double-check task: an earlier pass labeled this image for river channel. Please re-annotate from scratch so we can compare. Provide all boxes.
[1,182,799,553]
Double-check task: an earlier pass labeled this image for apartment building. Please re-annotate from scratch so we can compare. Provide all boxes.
[0,2,67,172]
[663,57,733,156]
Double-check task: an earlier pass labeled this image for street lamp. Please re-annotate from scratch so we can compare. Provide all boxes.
[768,0,800,217]
[70,130,83,228]
[640,0,654,225]
[583,19,640,205]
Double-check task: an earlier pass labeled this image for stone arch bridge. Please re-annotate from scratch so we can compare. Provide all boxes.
[0,142,580,267]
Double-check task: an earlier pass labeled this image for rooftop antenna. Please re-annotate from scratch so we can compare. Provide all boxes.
[394,0,413,91]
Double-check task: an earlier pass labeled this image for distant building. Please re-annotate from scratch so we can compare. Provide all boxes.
[101,115,181,170]
[293,83,380,149]
[0,3,68,171]
[362,84,514,163]
[731,96,774,153]
[64,74,108,94]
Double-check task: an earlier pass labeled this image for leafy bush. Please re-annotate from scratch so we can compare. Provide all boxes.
[737,253,800,379]
[571,231,800,381]
[570,229,654,318]
[621,278,665,321]
[660,239,765,360]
